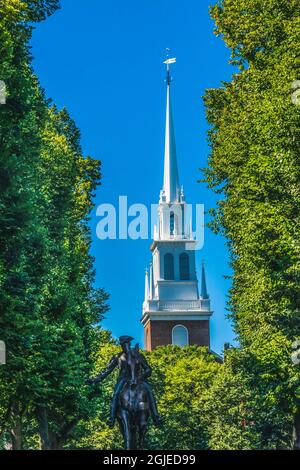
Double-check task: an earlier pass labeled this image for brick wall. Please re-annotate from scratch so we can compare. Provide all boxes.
[144,319,210,351]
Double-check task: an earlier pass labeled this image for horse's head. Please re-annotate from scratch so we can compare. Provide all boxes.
[127,343,141,388]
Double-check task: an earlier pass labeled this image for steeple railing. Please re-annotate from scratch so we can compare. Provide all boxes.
[143,298,211,314]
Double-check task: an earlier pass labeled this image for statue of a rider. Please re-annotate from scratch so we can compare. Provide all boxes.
[87,335,161,428]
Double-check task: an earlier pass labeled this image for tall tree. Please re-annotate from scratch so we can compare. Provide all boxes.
[0,0,108,449]
[203,0,300,449]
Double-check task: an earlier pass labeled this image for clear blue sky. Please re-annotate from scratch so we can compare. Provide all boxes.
[30,0,236,354]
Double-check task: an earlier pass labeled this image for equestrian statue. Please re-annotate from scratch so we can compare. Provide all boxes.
[87,335,161,450]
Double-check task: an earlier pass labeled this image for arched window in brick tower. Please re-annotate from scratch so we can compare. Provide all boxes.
[179,252,190,280]
[172,325,189,347]
[164,253,174,280]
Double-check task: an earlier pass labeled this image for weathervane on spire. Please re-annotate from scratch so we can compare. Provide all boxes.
[163,48,176,85]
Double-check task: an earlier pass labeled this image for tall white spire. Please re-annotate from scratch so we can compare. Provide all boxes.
[162,56,180,203]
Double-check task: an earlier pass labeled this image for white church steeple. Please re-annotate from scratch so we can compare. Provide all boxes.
[141,55,213,352]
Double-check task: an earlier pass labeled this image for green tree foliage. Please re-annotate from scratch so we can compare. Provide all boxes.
[207,345,295,449]
[203,0,300,449]
[0,0,108,449]
[145,346,221,450]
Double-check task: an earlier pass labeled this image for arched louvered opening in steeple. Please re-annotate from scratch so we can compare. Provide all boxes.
[179,253,190,280]
[169,208,184,238]
[164,253,174,280]
[170,212,175,236]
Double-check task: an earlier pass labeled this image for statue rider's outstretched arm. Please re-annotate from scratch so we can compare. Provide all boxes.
[92,355,119,383]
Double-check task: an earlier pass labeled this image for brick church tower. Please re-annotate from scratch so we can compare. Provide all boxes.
[141,57,213,351]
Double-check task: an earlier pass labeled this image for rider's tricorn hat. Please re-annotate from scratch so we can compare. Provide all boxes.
[119,335,134,346]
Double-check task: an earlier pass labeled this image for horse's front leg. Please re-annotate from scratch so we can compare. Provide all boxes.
[139,426,147,450]
[119,409,132,450]
[138,411,149,450]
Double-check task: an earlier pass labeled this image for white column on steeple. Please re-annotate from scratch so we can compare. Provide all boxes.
[149,263,154,300]
[163,57,180,203]
[144,268,149,302]
[189,217,193,240]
